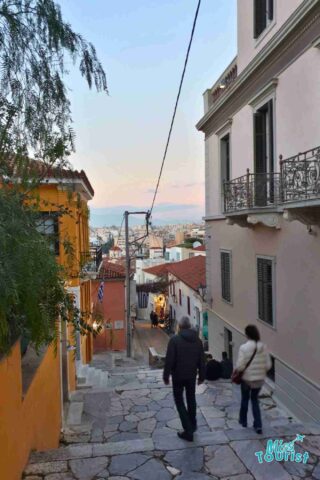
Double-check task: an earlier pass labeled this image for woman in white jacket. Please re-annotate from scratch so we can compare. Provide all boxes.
[236,325,272,434]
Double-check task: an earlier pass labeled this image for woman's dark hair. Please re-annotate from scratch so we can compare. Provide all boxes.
[245,324,260,342]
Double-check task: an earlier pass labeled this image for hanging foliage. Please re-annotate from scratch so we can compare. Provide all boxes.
[0,0,108,356]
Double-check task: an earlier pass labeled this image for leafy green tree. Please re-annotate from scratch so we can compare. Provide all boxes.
[0,0,107,355]
[0,0,107,170]
[102,237,114,255]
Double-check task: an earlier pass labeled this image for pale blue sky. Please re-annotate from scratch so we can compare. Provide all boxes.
[61,0,237,225]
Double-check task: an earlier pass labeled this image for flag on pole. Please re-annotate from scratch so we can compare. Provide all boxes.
[98,281,104,303]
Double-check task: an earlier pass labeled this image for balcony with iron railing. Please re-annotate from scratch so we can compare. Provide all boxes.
[80,246,103,278]
[223,146,320,227]
[224,170,281,214]
[280,146,320,204]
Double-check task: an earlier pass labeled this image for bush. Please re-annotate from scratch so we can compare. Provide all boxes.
[0,189,74,355]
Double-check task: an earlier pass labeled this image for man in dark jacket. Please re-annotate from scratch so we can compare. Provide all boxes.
[205,354,222,381]
[163,316,206,442]
[220,351,233,379]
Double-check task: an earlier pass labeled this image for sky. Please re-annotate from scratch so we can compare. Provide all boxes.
[61,0,237,226]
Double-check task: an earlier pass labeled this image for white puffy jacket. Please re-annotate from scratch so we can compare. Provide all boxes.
[236,340,272,382]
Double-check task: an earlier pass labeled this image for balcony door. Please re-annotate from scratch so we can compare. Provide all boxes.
[254,99,274,206]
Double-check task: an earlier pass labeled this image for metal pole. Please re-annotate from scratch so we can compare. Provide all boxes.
[125,211,131,357]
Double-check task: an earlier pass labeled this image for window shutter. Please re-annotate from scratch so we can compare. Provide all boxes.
[254,110,268,206]
[257,258,273,325]
[187,297,191,315]
[267,100,274,173]
[226,135,230,182]
[257,259,264,319]
[221,252,231,302]
[254,111,267,174]
[254,0,267,38]
[268,100,275,202]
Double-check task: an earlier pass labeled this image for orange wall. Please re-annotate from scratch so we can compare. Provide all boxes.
[0,341,61,480]
[92,280,126,352]
[35,185,92,389]
[80,280,93,364]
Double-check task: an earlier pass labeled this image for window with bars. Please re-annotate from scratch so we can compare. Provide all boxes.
[257,257,274,326]
[36,212,60,256]
[221,251,232,303]
[254,0,274,39]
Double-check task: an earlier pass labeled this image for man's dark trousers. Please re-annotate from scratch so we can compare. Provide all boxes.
[172,378,196,434]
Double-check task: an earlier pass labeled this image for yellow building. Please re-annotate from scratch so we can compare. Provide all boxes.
[35,167,96,394]
[0,165,96,480]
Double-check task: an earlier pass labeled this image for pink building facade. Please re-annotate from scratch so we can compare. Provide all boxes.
[197,0,320,422]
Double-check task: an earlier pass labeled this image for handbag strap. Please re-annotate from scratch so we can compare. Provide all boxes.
[242,345,257,373]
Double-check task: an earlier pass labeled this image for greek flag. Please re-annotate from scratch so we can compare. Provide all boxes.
[98,281,104,303]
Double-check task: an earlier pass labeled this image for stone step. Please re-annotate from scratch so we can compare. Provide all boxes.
[28,438,154,465]
[66,402,83,426]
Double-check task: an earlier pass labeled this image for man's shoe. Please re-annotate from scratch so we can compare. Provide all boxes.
[239,420,247,428]
[177,431,193,442]
[255,428,263,434]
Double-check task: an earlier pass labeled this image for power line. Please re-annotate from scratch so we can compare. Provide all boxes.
[150,0,202,216]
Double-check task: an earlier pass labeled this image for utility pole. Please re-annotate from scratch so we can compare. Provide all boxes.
[124,210,150,358]
[124,211,131,358]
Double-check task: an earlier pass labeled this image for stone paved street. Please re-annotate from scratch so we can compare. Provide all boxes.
[24,324,320,479]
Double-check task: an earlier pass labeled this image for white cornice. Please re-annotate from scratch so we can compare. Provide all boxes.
[214,118,233,136]
[196,0,320,132]
[248,78,278,108]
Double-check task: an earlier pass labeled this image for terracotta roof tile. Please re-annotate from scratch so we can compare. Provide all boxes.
[5,157,94,196]
[143,263,170,277]
[166,256,205,292]
[98,260,126,279]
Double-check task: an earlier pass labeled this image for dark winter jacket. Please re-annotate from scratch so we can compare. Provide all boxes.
[163,328,206,383]
[205,359,222,381]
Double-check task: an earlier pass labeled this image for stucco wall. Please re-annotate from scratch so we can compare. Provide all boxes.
[276,47,320,158]
[0,342,61,480]
[168,274,203,333]
[237,0,304,73]
[207,46,320,218]
[206,219,320,387]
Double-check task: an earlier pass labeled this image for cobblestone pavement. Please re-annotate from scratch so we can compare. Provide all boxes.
[24,333,320,480]
[133,319,169,363]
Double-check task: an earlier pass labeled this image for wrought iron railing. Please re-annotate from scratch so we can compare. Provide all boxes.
[224,170,281,213]
[280,146,320,203]
[223,146,320,215]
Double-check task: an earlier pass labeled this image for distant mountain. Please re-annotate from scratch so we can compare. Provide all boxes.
[89,203,203,228]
